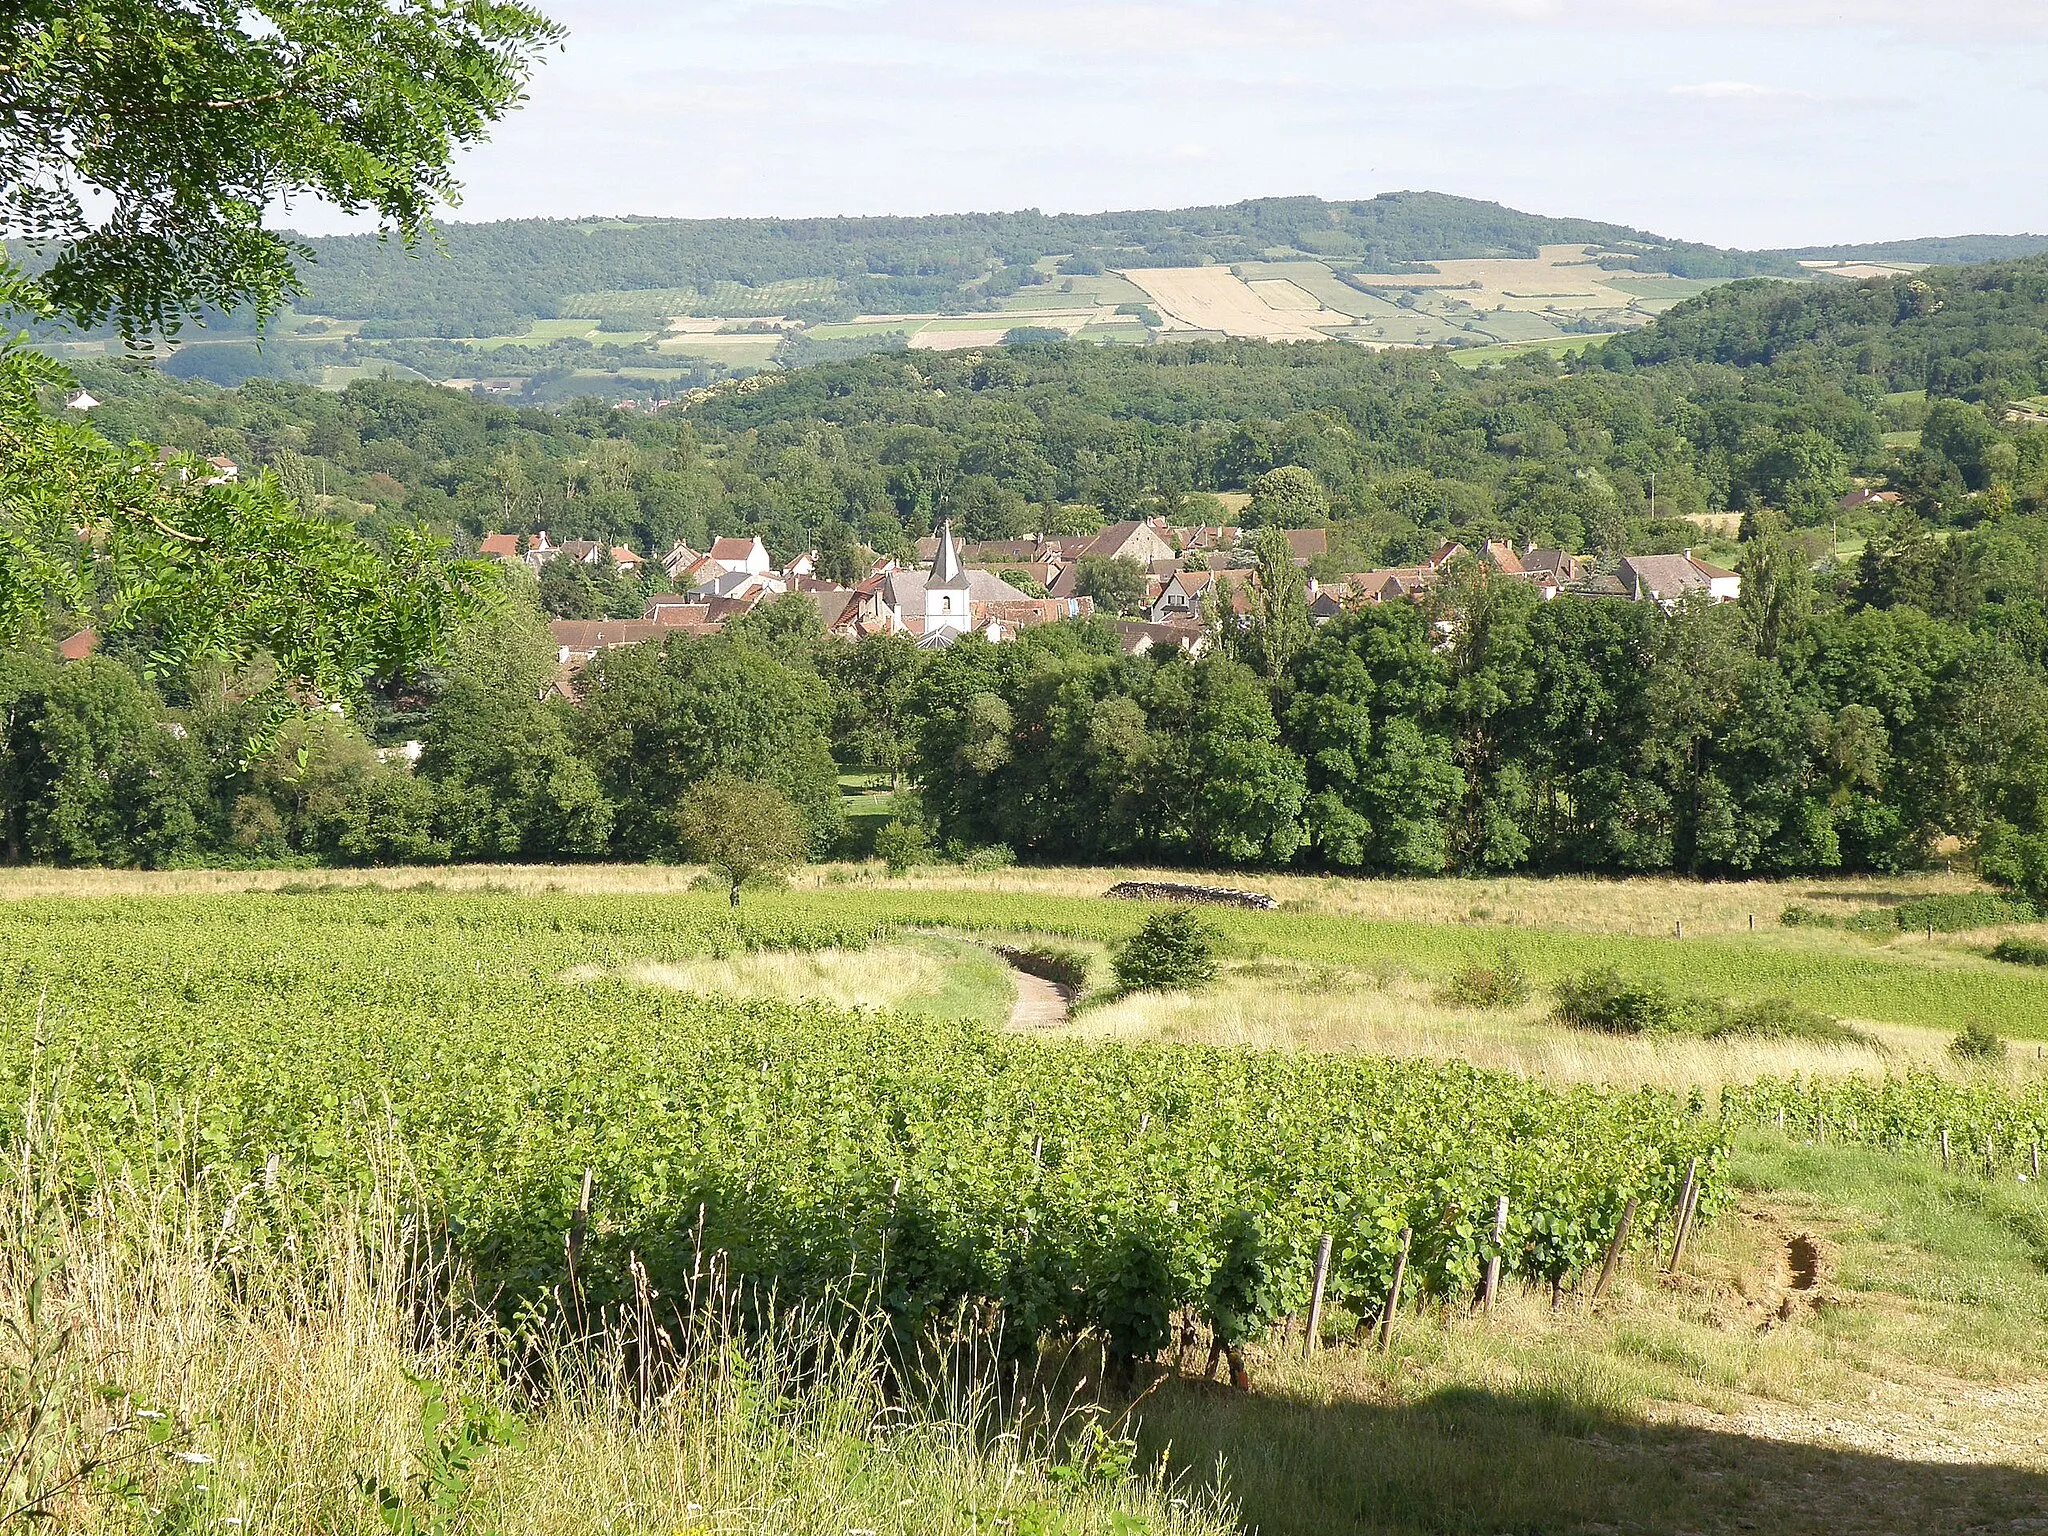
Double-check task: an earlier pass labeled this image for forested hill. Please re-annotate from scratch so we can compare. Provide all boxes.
[279,192,1799,335]
[1596,253,2048,399]
[1785,234,2048,266]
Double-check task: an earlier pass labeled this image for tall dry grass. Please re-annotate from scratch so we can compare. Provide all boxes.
[626,943,950,1012]
[1066,961,2043,1092]
[0,861,1987,941]
[0,1110,1230,1535]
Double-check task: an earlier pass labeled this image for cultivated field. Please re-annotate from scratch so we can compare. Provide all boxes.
[1116,266,1339,342]
[6,866,2046,1533]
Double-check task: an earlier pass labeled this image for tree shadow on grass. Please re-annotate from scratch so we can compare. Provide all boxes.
[1138,1376,2048,1536]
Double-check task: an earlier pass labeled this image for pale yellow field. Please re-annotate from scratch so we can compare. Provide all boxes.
[1353,244,1644,315]
[624,944,947,1011]
[1059,960,2011,1092]
[1799,259,1926,281]
[908,329,1011,351]
[0,863,1978,939]
[1245,278,1325,312]
[1116,266,1336,341]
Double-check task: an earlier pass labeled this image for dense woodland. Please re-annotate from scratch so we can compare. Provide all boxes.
[14,254,2048,897]
[192,192,1807,336]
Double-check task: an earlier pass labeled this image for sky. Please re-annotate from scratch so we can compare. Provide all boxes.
[294,0,2048,249]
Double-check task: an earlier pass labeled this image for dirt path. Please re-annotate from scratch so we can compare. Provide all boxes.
[1005,966,1072,1031]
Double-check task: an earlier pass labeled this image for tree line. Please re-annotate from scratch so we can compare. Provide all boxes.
[11,510,2048,915]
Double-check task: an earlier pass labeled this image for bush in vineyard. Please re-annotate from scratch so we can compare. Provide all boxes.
[1113,907,1221,993]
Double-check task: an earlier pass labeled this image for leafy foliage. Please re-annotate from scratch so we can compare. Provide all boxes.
[675,774,810,906]
[1437,949,1532,1010]
[0,891,1723,1367]
[1989,936,2048,967]
[3,0,562,338]
[1725,1071,2048,1163]
[1112,907,1222,993]
[1950,1020,2008,1062]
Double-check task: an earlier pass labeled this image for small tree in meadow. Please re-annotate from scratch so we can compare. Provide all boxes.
[1114,907,1221,993]
[675,773,809,908]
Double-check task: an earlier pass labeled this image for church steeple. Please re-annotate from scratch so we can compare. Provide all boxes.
[925,519,972,636]
[931,518,968,590]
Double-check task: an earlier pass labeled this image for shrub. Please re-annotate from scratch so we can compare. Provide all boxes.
[1893,892,2035,933]
[872,818,930,876]
[1700,996,1860,1044]
[999,945,1091,993]
[1989,936,2048,967]
[1950,1020,2008,1062]
[1113,907,1221,993]
[1553,968,1677,1034]
[1438,949,1531,1010]
[961,844,1016,872]
[1779,905,1834,928]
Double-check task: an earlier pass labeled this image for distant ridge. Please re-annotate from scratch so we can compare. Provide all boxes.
[1781,234,2048,266]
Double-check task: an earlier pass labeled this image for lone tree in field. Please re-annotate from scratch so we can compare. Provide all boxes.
[675,774,810,908]
[1113,906,1221,993]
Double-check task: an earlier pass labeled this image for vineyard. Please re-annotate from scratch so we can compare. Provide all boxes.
[1724,1073,2048,1170]
[0,891,1721,1365]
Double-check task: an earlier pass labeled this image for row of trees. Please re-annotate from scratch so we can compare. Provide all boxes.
[13,508,2048,914]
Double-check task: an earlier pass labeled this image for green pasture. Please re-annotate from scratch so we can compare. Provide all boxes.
[471,318,597,350]
[754,888,2048,1038]
[1452,335,1616,367]
[562,278,838,320]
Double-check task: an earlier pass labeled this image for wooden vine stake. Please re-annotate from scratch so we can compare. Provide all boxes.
[1378,1228,1413,1354]
[1479,1195,1509,1315]
[566,1166,594,1318]
[1304,1233,1333,1357]
[1591,1197,1638,1302]
[2033,1142,2041,1179]
[1941,1128,1951,1171]
[1665,1157,1700,1274]
[1671,1175,1703,1271]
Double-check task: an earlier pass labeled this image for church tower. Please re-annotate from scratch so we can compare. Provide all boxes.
[925,519,972,637]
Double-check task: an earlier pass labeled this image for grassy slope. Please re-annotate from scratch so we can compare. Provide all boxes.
[1137,1132,2048,1535]
[5,870,2047,1530]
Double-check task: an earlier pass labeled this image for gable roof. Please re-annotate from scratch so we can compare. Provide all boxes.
[56,627,99,663]
[550,619,663,657]
[1481,540,1524,574]
[883,567,1030,613]
[1619,553,1732,600]
[1282,529,1328,561]
[709,535,764,561]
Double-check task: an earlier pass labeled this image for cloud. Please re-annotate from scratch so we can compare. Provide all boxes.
[1669,81,1805,99]
[282,0,2048,249]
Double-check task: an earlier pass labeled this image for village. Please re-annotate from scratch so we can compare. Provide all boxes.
[501,515,1746,678]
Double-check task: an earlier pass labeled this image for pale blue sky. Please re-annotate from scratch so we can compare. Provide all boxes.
[292,0,2048,248]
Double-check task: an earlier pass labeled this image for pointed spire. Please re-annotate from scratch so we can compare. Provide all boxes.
[931,518,969,589]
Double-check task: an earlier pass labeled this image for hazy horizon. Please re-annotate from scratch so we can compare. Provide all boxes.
[280,0,2048,251]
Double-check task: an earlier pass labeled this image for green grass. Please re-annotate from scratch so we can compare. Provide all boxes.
[756,890,2048,1038]
[897,933,1016,1026]
[470,318,596,350]
[563,279,838,320]
[1451,335,1618,367]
